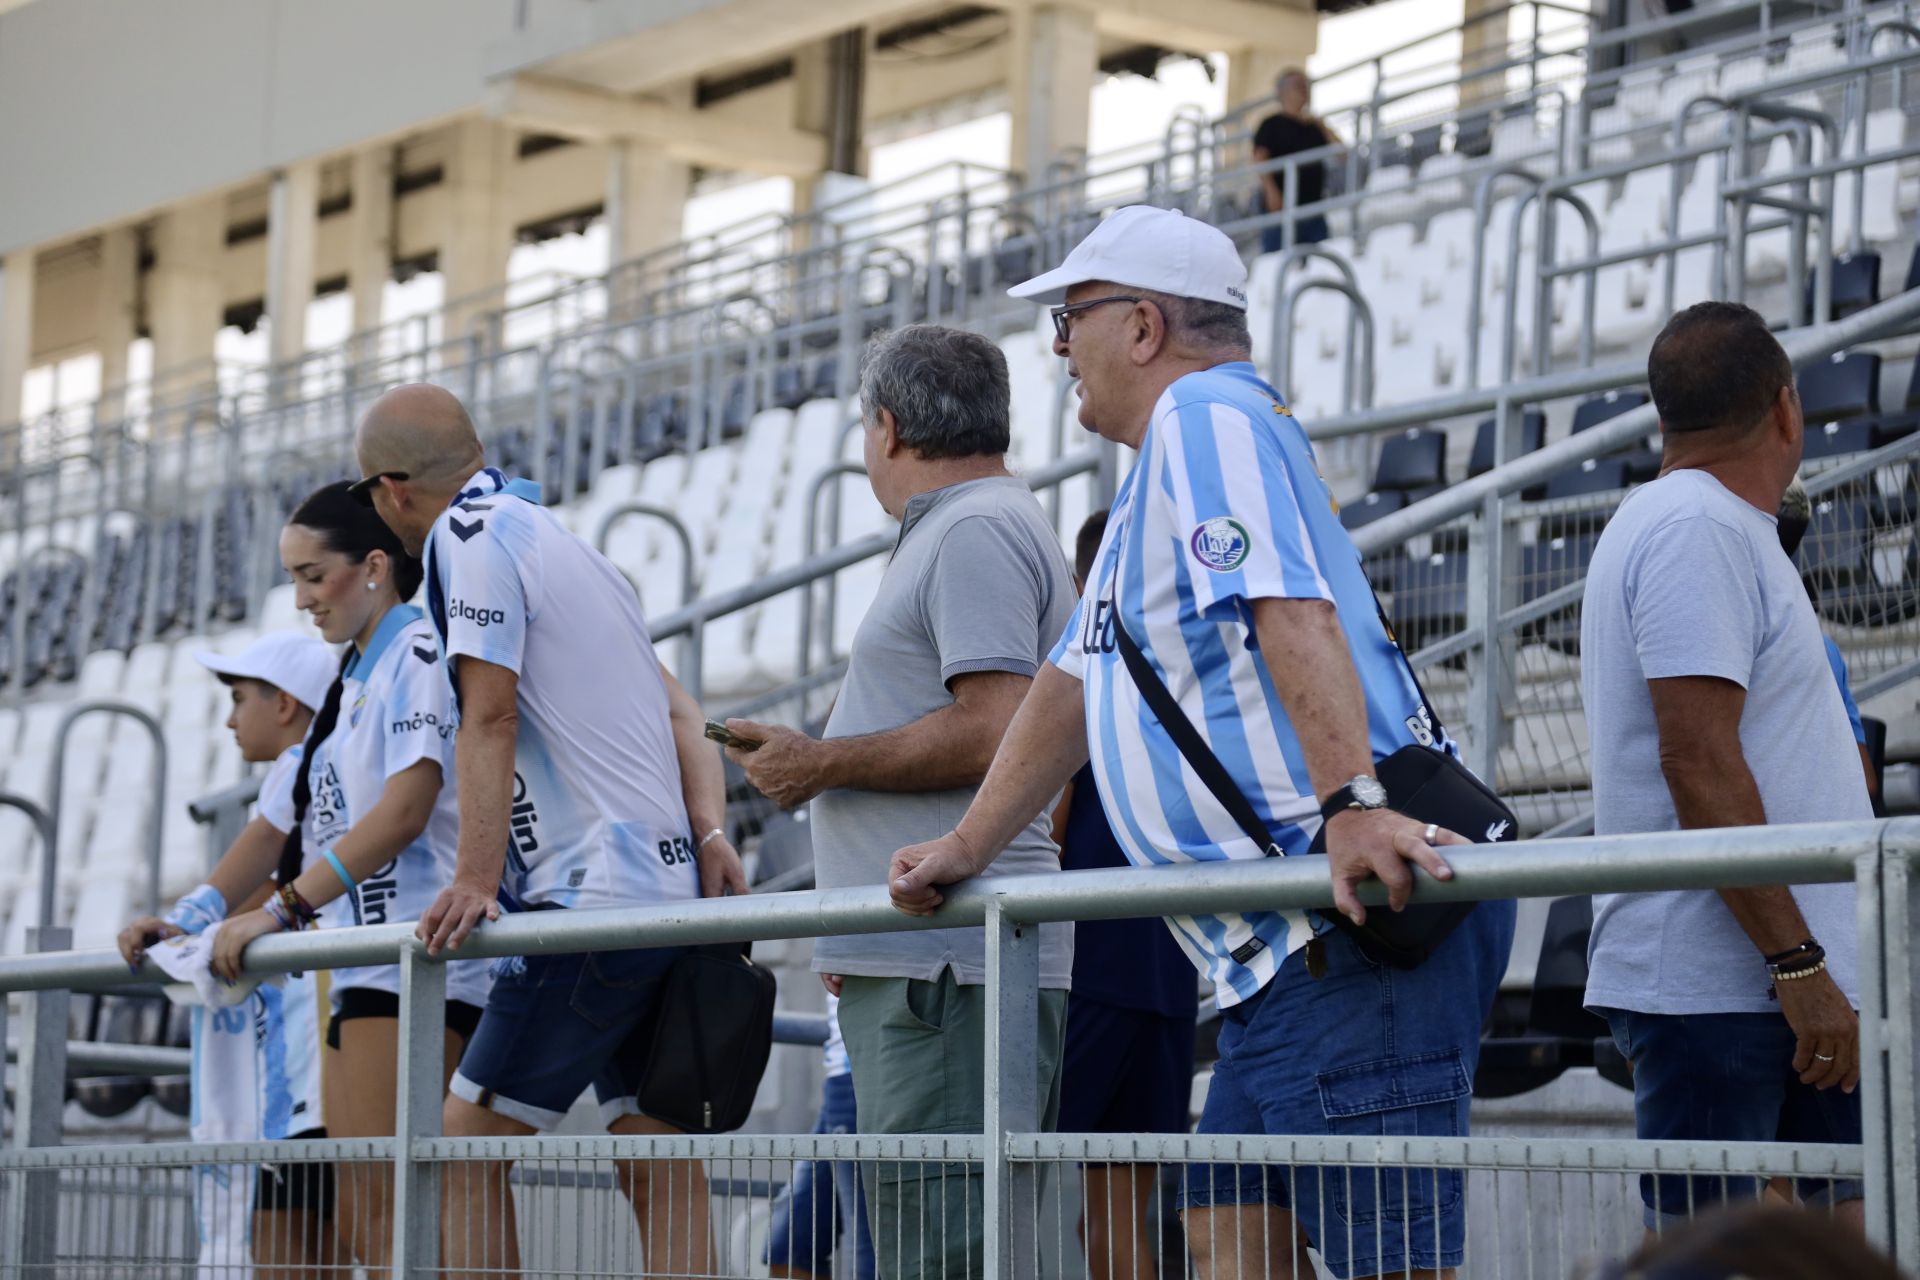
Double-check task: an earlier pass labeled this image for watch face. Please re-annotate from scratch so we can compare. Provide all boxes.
[1351,776,1390,809]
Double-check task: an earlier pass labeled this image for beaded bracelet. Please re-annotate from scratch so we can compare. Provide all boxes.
[1772,959,1828,982]
[1768,943,1826,977]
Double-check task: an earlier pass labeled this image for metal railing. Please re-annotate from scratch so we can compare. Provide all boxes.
[0,818,1915,1276]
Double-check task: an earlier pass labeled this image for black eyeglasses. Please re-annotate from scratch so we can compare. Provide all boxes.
[1049,295,1145,344]
[347,471,409,506]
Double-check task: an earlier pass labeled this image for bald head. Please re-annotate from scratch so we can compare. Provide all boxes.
[354,383,486,555]
[356,383,484,487]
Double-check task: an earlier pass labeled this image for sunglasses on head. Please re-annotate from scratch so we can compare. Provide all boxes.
[347,471,408,506]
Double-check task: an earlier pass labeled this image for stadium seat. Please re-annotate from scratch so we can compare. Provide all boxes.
[1797,496,1915,626]
[1468,410,1547,478]
[1373,428,1448,493]
[1813,252,1881,321]
[1338,489,1407,532]
[1800,351,1881,424]
[1386,550,1468,654]
[1801,418,1878,461]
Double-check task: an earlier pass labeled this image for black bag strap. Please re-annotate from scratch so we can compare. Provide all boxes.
[1109,611,1283,858]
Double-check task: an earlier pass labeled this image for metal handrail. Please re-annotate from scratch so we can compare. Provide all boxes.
[0,792,55,931]
[45,702,168,922]
[0,818,1891,993]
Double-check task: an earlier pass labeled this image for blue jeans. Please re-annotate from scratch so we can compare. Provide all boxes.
[1260,215,1330,256]
[1600,1008,1864,1228]
[764,1072,876,1280]
[1181,902,1515,1279]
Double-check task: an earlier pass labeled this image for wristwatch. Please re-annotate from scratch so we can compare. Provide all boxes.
[1319,775,1389,822]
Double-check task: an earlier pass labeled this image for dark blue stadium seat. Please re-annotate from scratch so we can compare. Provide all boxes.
[1797,496,1915,626]
[1521,534,1599,650]
[1570,390,1649,434]
[1373,428,1448,493]
[1812,252,1881,321]
[771,362,809,410]
[1801,418,1878,460]
[1800,351,1880,424]
[1387,550,1469,654]
[1469,410,1546,477]
[1338,489,1407,532]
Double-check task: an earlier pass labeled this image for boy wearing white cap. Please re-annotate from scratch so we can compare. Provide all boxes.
[889,206,1515,1280]
[117,629,340,1275]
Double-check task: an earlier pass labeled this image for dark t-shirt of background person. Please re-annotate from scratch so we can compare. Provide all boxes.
[1059,764,1199,1019]
[1252,113,1328,207]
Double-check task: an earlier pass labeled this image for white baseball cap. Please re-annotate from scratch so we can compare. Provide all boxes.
[194,632,337,713]
[1007,205,1250,310]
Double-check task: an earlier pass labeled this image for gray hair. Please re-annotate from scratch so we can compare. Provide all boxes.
[1140,289,1253,356]
[859,324,1011,460]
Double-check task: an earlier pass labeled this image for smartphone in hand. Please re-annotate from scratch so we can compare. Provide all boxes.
[703,719,762,751]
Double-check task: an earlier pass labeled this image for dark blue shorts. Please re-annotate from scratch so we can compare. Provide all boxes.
[1180,902,1515,1280]
[1599,1007,1864,1227]
[1058,997,1196,1140]
[450,945,686,1131]
[763,1072,875,1280]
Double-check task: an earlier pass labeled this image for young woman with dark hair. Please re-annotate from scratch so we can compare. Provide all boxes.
[210,480,489,1273]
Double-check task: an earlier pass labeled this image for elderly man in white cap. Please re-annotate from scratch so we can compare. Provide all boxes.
[887,206,1515,1280]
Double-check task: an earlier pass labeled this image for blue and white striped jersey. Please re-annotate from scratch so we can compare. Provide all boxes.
[1048,361,1447,1006]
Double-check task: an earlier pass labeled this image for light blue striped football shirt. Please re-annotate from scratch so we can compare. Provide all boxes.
[1047,361,1449,1006]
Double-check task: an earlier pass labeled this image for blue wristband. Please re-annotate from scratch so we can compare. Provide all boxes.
[321,848,357,891]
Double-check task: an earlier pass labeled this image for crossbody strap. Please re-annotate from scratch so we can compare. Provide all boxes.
[1109,611,1283,857]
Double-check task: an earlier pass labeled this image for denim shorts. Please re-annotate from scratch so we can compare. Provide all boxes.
[762,1072,875,1280]
[1599,1007,1865,1228]
[1180,901,1516,1280]
[449,945,686,1131]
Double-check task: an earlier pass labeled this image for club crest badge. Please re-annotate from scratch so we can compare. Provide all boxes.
[1189,517,1251,573]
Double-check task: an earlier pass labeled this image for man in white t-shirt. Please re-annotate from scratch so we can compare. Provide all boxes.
[354,383,748,1274]
[1581,301,1869,1233]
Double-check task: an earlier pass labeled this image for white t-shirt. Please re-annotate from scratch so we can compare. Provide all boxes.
[302,606,490,1008]
[423,469,699,910]
[1581,469,1867,1014]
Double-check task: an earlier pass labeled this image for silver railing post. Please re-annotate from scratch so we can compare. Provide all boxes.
[1859,824,1920,1268]
[1466,397,1519,784]
[390,943,448,1274]
[4,926,72,1278]
[983,899,1041,1280]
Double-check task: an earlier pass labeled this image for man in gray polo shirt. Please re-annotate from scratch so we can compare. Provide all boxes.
[725,323,1075,1278]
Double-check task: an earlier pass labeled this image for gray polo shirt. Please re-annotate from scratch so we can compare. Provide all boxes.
[810,475,1077,988]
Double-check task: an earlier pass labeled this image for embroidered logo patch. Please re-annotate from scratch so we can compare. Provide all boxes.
[349,692,368,729]
[1188,517,1251,573]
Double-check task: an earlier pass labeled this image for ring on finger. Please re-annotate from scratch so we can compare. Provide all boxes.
[1813,1052,1836,1062]
[1423,823,1439,843]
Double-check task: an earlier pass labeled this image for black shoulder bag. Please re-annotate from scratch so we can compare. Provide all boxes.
[637,941,777,1132]
[1109,595,1515,970]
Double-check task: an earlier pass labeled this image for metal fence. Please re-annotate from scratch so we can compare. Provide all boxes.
[2,818,1916,1277]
